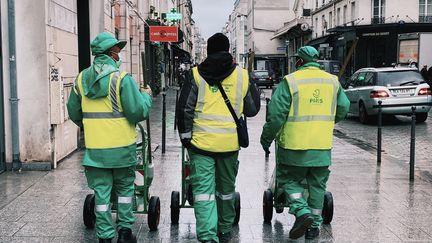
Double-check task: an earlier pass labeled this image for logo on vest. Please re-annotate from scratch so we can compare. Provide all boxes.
[310,89,323,104]
[209,85,219,93]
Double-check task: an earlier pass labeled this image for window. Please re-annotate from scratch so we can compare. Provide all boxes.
[315,17,319,37]
[316,0,318,8]
[372,0,385,23]
[322,0,325,5]
[343,5,347,24]
[419,0,432,22]
[351,2,356,21]
[336,8,341,25]
[329,11,333,28]
[322,14,326,35]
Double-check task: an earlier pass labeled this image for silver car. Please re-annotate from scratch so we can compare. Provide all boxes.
[344,67,432,124]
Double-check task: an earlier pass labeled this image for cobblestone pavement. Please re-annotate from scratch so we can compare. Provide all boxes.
[334,107,432,172]
[1,88,432,242]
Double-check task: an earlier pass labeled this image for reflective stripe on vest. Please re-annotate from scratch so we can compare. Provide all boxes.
[278,70,339,150]
[191,66,248,152]
[78,71,136,149]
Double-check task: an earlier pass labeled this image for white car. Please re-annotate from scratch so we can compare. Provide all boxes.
[344,67,432,124]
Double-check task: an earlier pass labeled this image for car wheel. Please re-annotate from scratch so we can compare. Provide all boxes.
[416,112,428,123]
[359,103,370,124]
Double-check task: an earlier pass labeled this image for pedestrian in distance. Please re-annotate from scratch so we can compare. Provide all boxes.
[67,32,152,243]
[428,66,432,86]
[176,33,260,243]
[260,46,350,240]
[421,65,428,82]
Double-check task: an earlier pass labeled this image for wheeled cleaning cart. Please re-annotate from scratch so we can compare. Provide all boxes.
[83,123,161,231]
[170,147,241,224]
[262,145,334,224]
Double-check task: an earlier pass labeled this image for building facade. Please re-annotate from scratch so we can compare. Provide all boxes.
[309,0,432,78]
[226,0,291,78]
[0,0,197,171]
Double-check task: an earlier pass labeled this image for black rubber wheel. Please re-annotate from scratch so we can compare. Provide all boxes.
[148,196,161,231]
[83,194,96,229]
[233,192,241,225]
[416,112,428,123]
[263,189,273,223]
[322,191,334,224]
[359,103,370,124]
[187,184,194,206]
[170,191,180,224]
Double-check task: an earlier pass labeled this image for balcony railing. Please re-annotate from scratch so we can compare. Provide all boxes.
[419,16,432,23]
[371,17,385,24]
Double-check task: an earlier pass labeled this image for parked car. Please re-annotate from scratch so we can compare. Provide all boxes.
[250,70,274,88]
[344,67,432,124]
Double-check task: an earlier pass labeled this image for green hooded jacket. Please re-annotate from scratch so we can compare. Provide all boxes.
[260,63,350,167]
[67,55,152,168]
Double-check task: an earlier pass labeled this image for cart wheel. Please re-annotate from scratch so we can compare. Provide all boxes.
[83,194,96,229]
[171,191,180,224]
[233,192,241,225]
[148,196,160,231]
[263,189,273,223]
[187,184,194,206]
[322,191,334,224]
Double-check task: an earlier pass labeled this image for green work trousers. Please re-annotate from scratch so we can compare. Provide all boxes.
[85,166,136,239]
[276,164,330,228]
[188,150,239,243]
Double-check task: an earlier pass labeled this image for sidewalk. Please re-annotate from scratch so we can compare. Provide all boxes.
[1,88,432,242]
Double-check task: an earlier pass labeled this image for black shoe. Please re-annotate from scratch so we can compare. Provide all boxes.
[289,213,314,239]
[218,231,232,243]
[305,227,320,239]
[99,239,112,243]
[117,228,137,243]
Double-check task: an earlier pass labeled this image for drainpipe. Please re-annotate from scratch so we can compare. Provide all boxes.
[7,0,20,170]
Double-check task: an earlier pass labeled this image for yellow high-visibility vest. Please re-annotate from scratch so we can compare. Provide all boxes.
[191,66,248,152]
[76,71,136,149]
[278,67,339,150]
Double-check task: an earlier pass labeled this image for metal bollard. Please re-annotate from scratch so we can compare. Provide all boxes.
[174,89,179,130]
[162,91,167,154]
[409,106,416,181]
[377,100,382,165]
[265,98,270,122]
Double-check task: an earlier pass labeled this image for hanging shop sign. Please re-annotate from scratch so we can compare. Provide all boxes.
[149,26,179,42]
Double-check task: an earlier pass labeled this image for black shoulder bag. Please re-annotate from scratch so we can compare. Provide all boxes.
[216,82,249,148]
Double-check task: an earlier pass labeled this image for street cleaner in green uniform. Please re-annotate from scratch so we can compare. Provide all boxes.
[260,46,350,240]
[67,32,152,243]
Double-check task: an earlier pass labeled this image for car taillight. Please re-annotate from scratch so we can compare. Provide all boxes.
[418,88,431,96]
[370,90,389,98]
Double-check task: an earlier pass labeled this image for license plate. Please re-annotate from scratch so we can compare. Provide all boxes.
[391,89,415,95]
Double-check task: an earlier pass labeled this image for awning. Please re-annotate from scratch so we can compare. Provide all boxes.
[305,35,331,47]
[172,45,191,62]
[271,18,311,40]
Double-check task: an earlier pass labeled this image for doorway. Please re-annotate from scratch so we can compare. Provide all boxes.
[77,0,91,72]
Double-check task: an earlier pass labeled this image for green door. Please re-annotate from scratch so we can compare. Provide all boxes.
[0,5,5,173]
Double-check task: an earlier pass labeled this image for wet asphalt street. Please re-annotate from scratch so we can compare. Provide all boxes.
[1,88,432,242]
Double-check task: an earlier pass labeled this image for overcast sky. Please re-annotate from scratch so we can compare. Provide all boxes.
[191,0,235,39]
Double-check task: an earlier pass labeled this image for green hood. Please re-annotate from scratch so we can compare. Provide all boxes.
[82,55,118,99]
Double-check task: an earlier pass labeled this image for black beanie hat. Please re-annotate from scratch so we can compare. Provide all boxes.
[207,33,230,55]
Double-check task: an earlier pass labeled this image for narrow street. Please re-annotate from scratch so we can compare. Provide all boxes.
[1,89,432,242]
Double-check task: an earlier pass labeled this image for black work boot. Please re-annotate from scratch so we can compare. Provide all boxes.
[288,213,314,239]
[99,239,112,243]
[117,228,137,243]
[218,231,232,243]
[305,227,320,239]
